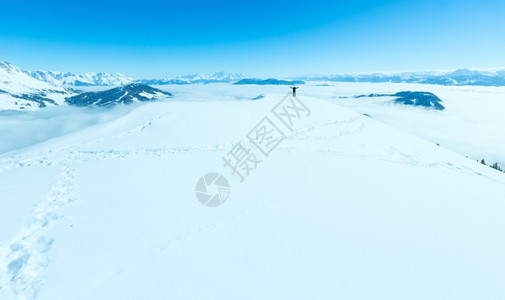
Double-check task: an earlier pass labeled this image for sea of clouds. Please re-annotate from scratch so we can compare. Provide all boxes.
[0,105,136,155]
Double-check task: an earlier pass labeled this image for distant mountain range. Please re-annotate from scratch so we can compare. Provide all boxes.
[0,61,173,110]
[139,72,244,85]
[301,69,505,86]
[234,78,304,85]
[7,60,505,88]
[30,67,505,87]
[29,69,245,86]
[29,70,132,86]
[3,59,505,111]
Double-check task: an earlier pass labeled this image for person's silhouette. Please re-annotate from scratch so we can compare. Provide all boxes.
[291,86,299,97]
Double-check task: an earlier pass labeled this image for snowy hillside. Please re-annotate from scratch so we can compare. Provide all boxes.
[28,70,132,87]
[0,62,70,110]
[0,88,504,299]
[65,83,172,106]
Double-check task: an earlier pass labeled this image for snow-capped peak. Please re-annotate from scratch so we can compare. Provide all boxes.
[0,61,70,110]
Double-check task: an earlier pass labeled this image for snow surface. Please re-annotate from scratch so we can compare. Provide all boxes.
[0,85,504,299]
[156,82,505,167]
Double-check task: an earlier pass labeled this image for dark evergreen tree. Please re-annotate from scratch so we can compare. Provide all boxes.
[490,162,503,172]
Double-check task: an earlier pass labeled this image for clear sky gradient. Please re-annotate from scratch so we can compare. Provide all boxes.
[1,0,504,77]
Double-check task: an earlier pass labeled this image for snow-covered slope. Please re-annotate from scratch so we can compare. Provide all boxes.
[28,70,132,87]
[0,62,70,110]
[0,90,504,299]
[65,83,172,106]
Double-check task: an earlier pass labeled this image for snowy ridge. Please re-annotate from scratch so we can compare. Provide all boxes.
[0,93,504,299]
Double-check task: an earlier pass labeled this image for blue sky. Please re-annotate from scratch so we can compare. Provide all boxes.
[1,0,505,78]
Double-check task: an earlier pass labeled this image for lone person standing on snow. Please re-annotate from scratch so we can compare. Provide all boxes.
[291,86,299,97]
